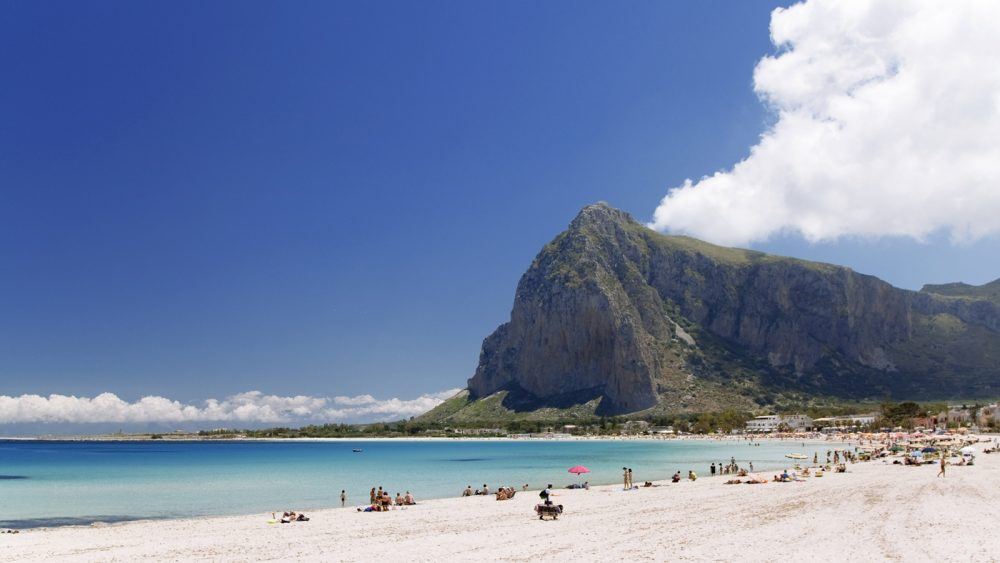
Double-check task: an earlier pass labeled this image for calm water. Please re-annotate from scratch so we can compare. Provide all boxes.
[0,438,840,528]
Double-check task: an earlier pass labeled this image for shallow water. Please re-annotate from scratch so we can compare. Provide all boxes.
[0,438,843,528]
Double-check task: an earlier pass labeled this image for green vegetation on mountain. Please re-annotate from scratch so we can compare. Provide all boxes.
[921,279,1000,304]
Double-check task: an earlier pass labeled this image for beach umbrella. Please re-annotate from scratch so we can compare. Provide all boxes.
[567,465,590,475]
[921,447,938,453]
[960,446,975,455]
[890,445,904,452]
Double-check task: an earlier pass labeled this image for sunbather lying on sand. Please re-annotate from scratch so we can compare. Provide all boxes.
[279,511,309,523]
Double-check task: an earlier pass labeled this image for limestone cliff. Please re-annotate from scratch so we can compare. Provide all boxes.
[458,203,1000,417]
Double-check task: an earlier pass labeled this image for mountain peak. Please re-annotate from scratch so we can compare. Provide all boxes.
[569,202,636,229]
[455,206,1000,419]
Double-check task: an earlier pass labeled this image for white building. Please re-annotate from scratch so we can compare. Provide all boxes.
[940,409,972,425]
[813,413,877,429]
[746,414,813,432]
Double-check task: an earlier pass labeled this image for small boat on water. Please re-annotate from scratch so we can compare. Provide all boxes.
[352,449,363,453]
[785,453,808,460]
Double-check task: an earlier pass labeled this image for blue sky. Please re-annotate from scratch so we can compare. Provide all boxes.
[2,1,998,413]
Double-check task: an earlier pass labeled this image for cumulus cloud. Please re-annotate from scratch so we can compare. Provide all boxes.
[0,389,462,425]
[651,0,1000,245]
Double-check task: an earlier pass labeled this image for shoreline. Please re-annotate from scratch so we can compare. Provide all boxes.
[0,433,861,443]
[4,443,996,561]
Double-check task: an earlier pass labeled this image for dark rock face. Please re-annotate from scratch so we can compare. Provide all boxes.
[467,203,1000,414]
[470,205,666,414]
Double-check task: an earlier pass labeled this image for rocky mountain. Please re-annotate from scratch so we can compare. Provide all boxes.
[424,203,1000,421]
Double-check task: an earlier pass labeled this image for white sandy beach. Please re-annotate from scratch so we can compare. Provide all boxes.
[4,444,999,562]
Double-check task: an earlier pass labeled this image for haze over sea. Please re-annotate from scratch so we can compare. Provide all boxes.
[0,438,830,529]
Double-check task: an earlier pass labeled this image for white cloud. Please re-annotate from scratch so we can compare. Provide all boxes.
[0,389,462,425]
[651,0,1000,245]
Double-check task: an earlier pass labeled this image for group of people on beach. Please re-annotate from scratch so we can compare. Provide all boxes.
[669,470,698,482]
[359,486,416,511]
[275,510,309,523]
[625,467,697,488]
[461,483,528,500]
[710,456,752,477]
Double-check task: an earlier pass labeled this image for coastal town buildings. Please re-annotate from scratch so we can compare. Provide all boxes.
[941,408,973,425]
[745,414,813,432]
[448,427,504,436]
[622,420,651,434]
[813,413,878,430]
[978,404,1000,427]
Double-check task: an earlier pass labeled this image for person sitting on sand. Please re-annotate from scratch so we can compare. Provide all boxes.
[404,491,415,505]
[688,470,697,481]
[482,484,490,496]
[523,483,529,491]
[463,485,473,497]
[583,481,589,490]
[672,471,681,483]
[395,493,404,506]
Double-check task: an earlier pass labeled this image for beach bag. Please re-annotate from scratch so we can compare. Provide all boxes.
[539,490,548,500]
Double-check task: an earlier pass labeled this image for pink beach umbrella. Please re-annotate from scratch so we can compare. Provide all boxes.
[568,465,590,475]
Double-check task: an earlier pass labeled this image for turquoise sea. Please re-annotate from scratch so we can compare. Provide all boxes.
[0,438,842,528]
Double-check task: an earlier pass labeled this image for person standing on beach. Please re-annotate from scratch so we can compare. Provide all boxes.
[623,467,629,489]
[341,490,346,507]
[628,468,633,488]
[938,453,947,478]
[710,463,716,476]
